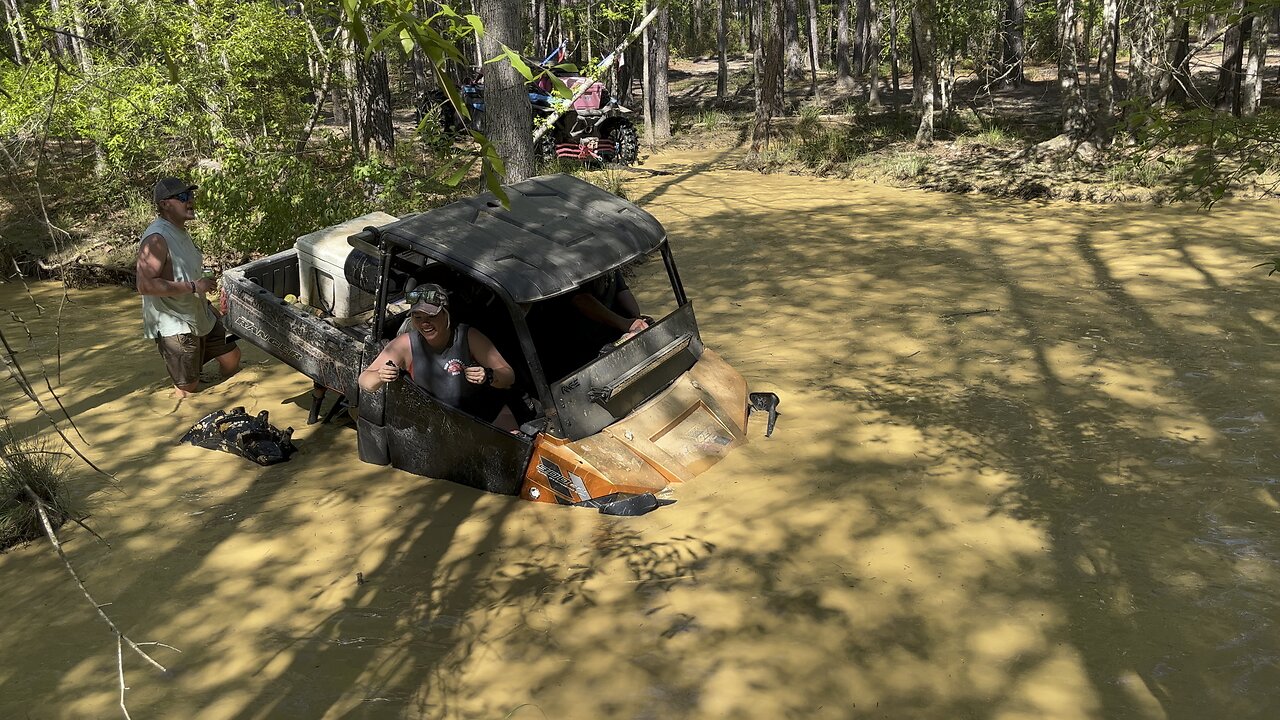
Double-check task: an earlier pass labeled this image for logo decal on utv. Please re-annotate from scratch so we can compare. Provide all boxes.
[536,457,591,502]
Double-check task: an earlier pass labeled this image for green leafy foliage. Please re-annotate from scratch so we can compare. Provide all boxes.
[193,137,470,258]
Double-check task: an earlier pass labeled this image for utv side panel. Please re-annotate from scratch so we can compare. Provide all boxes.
[376,381,534,495]
[223,250,363,395]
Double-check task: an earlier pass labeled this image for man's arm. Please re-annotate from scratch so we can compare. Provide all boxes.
[615,288,642,320]
[571,292,627,332]
[136,233,215,296]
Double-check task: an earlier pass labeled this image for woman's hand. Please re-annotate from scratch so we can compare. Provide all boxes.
[375,361,401,384]
[465,365,493,385]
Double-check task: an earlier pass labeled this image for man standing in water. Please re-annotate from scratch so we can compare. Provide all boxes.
[136,177,240,397]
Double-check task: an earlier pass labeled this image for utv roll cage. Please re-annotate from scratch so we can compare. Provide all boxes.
[347,174,700,441]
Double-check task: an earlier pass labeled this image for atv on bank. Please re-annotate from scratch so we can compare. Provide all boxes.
[442,63,640,165]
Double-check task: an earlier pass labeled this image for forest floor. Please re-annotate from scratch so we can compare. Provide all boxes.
[2,55,1277,279]
[660,56,1280,204]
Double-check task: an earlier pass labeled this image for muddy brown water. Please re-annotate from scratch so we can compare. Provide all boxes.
[3,146,1280,719]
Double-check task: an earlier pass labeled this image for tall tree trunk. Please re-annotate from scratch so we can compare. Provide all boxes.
[2,0,28,64]
[748,0,785,163]
[939,46,954,116]
[1127,0,1164,108]
[1001,0,1025,87]
[1095,0,1119,140]
[477,0,534,181]
[912,0,935,145]
[1058,0,1088,139]
[1243,5,1270,115]
[619,44,639,107]
[718,0,729,99]
[910,13,922,108]
[410,46,431,125]
[854,0,871,75]
[650,1,672,144]
[889,0,900,100]
[1161,13,1190,103]
[867,0,882,106]
[531,0,543,54]
[836,0,854,89]
[807,0,819,96]
[643,4,655,147]
[45,0,70,56]
[363,50,395,152]
[1215,1,1249,115]
[784,0,806,78]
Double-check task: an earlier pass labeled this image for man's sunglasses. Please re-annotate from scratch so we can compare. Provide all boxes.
[406,288,447,306]
[168,190,195,202]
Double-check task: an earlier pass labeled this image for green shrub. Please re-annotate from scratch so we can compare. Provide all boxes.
[193,138,466,258]
[0,429,78,551]
[696,109,733,130]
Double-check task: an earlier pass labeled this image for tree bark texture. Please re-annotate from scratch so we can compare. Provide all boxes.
[642,5,654,147]
[1243,5,1270,115]
[784,0,806,78]
[854,0,871,75]
[807,0,819,97]
[1127,0,1165,107]
[1215,0,1249,115]
[476,0,535,182]
[836,0,854,88]
[1095,0,1119,139]
[1057,0,1088,139]
[749,0,785,162]
[910,13,922,108]
[867,0,881,106]
[2,0,28,64]
[717,0,729,98]
[912,0,935,145]
[889,0,900,97]
[650,2,672,144]
[1162,13,1191,104]
[1001,0,1025,87]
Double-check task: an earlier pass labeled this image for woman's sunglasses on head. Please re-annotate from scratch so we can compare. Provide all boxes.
[406,288,447,305]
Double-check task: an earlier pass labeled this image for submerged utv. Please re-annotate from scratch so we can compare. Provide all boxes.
[221,174,776,512]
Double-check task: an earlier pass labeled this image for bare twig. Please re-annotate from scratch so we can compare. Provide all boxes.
[19,481,171,675]
[940,308,1001,319]
[0,328,114,481]
[5,311,87,443]
[117,635,131,720]
[69,514,110,547]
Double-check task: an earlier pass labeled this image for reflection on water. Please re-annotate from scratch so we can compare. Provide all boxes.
[3,148,1280,718]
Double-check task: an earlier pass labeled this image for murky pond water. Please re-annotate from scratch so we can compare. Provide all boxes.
[3,146,1280,719]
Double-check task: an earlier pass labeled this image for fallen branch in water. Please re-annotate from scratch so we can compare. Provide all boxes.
[940,308,1001,319]
[20,480,175,720]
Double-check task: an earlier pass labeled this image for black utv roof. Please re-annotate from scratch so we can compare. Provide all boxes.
[363,174,667,304]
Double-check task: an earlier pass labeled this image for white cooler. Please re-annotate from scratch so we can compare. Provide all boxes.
[296,211,398,318]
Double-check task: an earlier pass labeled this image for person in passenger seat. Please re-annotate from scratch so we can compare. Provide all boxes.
[357,283,518,430]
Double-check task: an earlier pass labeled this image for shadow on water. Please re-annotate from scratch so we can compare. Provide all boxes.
[4,160,1280,718]
[668,187,1280,717]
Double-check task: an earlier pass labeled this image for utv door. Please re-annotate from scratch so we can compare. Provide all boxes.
[356,380,534,495]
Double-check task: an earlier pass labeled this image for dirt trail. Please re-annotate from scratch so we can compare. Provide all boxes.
[3,147,1280,719]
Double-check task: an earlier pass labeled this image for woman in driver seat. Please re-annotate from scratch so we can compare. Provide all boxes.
[358,283,517,430]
